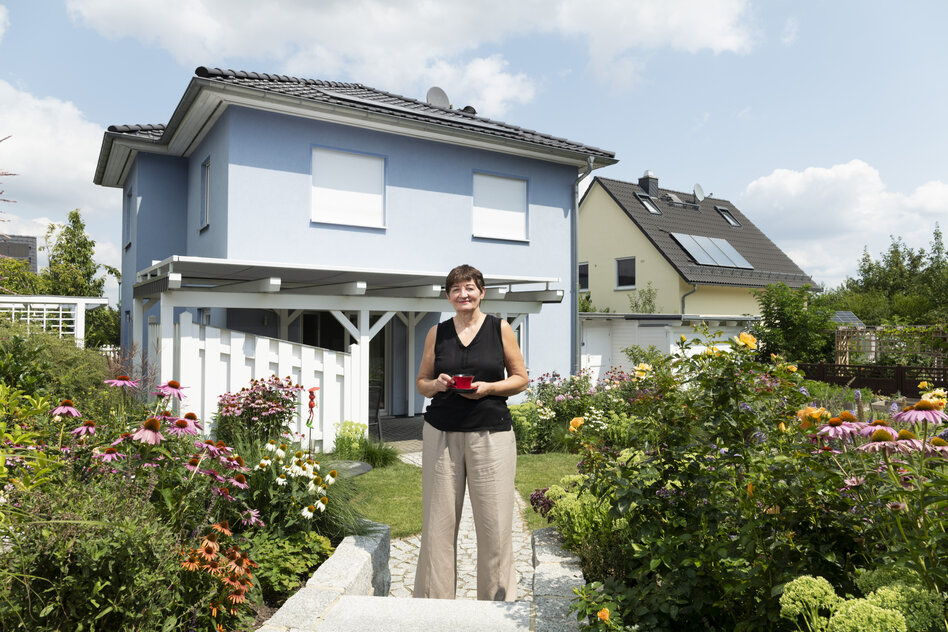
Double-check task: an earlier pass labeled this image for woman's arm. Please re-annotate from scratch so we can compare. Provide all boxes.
[464,319,528,399]
[416,325,453,397]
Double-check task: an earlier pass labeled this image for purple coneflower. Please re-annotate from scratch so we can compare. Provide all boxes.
[94,446,125,462]
[812,445,841,455]
[111,432,132,446]
[132,417,164,445]
[229,473,249,489]
[893,400,948,426]
[71,419,97,437]
[857,428,899,454]
[213,486,236,502]
[51,399,81,417]
[859,419,896,438]
[153,379,187,400]
[817,416,862,441]
[240,508,264,528]
[167,417,199,437]
[183,412,203,431]
[104,375,140,388]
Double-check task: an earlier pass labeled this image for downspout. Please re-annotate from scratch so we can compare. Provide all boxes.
[572,156,595,374]
[681,283,698,315]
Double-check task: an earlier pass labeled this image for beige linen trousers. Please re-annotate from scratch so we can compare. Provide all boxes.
[413,421,518,601]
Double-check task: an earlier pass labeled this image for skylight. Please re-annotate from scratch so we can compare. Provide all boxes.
[715,206,741,227]
[671,233,753,269]
[636,193,662,215]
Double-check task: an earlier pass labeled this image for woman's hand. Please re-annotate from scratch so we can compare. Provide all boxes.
[459,381,492,400]
[433,373,454,393]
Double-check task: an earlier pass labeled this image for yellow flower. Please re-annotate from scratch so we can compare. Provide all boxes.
[597,607,610,623]
[680,334,687,342]
[568,417,584,433]
[785,365,797,372]
[918,381,930,390]
[732,332,757,349]
[633,362,652,380]
[778,422,787,433]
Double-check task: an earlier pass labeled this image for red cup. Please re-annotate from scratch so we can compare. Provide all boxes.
[452,374,474,389]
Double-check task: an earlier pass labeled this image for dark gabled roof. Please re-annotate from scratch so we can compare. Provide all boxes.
[106,66,615,159]
[590,176,815,289]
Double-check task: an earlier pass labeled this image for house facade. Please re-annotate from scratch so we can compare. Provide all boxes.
[577,172,813,377]
[94,67,615,436]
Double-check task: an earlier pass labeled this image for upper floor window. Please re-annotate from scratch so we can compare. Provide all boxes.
[312,147,385,228]
[123,191,133,247]
[616,257,636,289]
[636,193,662,215]
[200,158,211,229]
[578,262,589,291]
[715,206,741,227]
[473,173,527,241]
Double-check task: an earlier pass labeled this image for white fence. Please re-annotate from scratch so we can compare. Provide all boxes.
[163,311,357,451]
[0,295,108,347]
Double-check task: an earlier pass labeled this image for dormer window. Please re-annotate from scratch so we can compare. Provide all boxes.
[715,206,741,227]
[636,193,661,215]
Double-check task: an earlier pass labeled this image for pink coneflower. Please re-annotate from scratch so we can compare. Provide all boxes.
[131,417,164,445]
[70,419,97,437]
[893,400,948,426]
[812,445,841,455]
[213,486,236,502]
[51,399,81,417]
[167,417,199,437]
[817,417,863,441]
[93,446,125,463]
[240,508,264,528]
[842,475,865,489]
[183,412,203,431]
[195,439,223,457]
[858,428,899,454]
[153,379,187,400]
[859,420,896,438]
[200,468,227,483]
[183,455,202,472]
[112,432,132,446]
[228,473,249,489]
[104,375,140,388]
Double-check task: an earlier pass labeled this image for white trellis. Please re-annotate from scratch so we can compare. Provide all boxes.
[0,295,109,347]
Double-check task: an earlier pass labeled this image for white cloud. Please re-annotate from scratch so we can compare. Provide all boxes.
[0,5,8,44]
[0,79,121,303]
[67,0,755,113]
[780,17,799,46]
[741,160,948,288]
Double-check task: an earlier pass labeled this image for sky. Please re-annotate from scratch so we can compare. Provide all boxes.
[2,0,948,305]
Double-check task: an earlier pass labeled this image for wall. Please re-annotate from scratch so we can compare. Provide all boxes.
[578,183,681,314]
[121,154,188,347]
[223,106,578,380]
[679,280,759,316]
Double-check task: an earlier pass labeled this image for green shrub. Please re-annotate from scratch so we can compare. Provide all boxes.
[361,439,399,468]
[247,529,334,601]
[332,420,367,460]
[0,329,52,396]
[779,575,840,631]
[509,402,537,454]
[214,375,303,445]
[866,585,943,632]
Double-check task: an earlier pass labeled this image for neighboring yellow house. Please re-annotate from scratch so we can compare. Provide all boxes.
[579,172,814,316]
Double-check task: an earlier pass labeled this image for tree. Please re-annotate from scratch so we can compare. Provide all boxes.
[751,283,834,363]
[627,281,658,313]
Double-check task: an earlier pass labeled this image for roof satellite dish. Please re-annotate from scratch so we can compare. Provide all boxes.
[426,86,450,109]
[693,183,706,203]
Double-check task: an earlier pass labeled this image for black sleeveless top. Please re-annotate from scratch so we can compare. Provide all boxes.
[424,314,513,432]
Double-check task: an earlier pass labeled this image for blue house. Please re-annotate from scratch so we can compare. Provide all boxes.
[93,67,615,440]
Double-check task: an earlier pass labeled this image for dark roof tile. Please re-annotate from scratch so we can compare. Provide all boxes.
[593,176,814,288]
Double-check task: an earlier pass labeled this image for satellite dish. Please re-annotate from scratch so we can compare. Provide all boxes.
[693,183,706,203]
[426,86,450,109]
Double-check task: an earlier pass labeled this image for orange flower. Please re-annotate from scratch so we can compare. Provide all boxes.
[568,417,584,433]
[181,550,201,571]
[732,332,758,349]
[746,483,754,497]
[211,521,233,536]
[597,607,610,623]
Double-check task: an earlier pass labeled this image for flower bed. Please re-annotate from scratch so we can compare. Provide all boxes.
[525,329,948,631]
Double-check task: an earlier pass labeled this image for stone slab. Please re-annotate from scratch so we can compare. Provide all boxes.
[263,586,342,630]
[535,596,581,632]
[308,541,373,595]
[533,562,584,599]
[315,595,532,632]
[532,527,581,566]
[331,460,373,477]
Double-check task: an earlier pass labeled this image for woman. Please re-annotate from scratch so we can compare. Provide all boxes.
[413,264,528,601]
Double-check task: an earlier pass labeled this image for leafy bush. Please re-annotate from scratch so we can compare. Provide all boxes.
[826,599,905,632]
[332,420,366,460]
[751,283,834,363]
[0,329,52,396]
[214,375,303,445]
[247,529,333,601]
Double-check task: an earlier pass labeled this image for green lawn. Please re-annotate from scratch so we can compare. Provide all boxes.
[350,452,580,538]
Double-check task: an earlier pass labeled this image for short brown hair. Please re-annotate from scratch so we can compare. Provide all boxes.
[445,264,485,293]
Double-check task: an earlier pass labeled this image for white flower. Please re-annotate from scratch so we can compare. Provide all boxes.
[307,480,318,494]
[324,471,336,486]
[274,449,286,459]
[301,505,315,519]
[315,497,327,512]
[264,440,277,452]
[275,475,288,487]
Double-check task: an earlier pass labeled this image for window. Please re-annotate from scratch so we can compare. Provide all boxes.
[312,147,385,228]
[578,262,589,291]
[715,206,741,227]
[615,257,636,289]
[123,191,133,247]
[473,173,527,241]
[636,193,662,215]
[200,158,210,229]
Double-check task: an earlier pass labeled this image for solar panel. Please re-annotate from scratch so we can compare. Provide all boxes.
[710,238,753,269]
[671,233,754,269]
[671,233,716,265]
